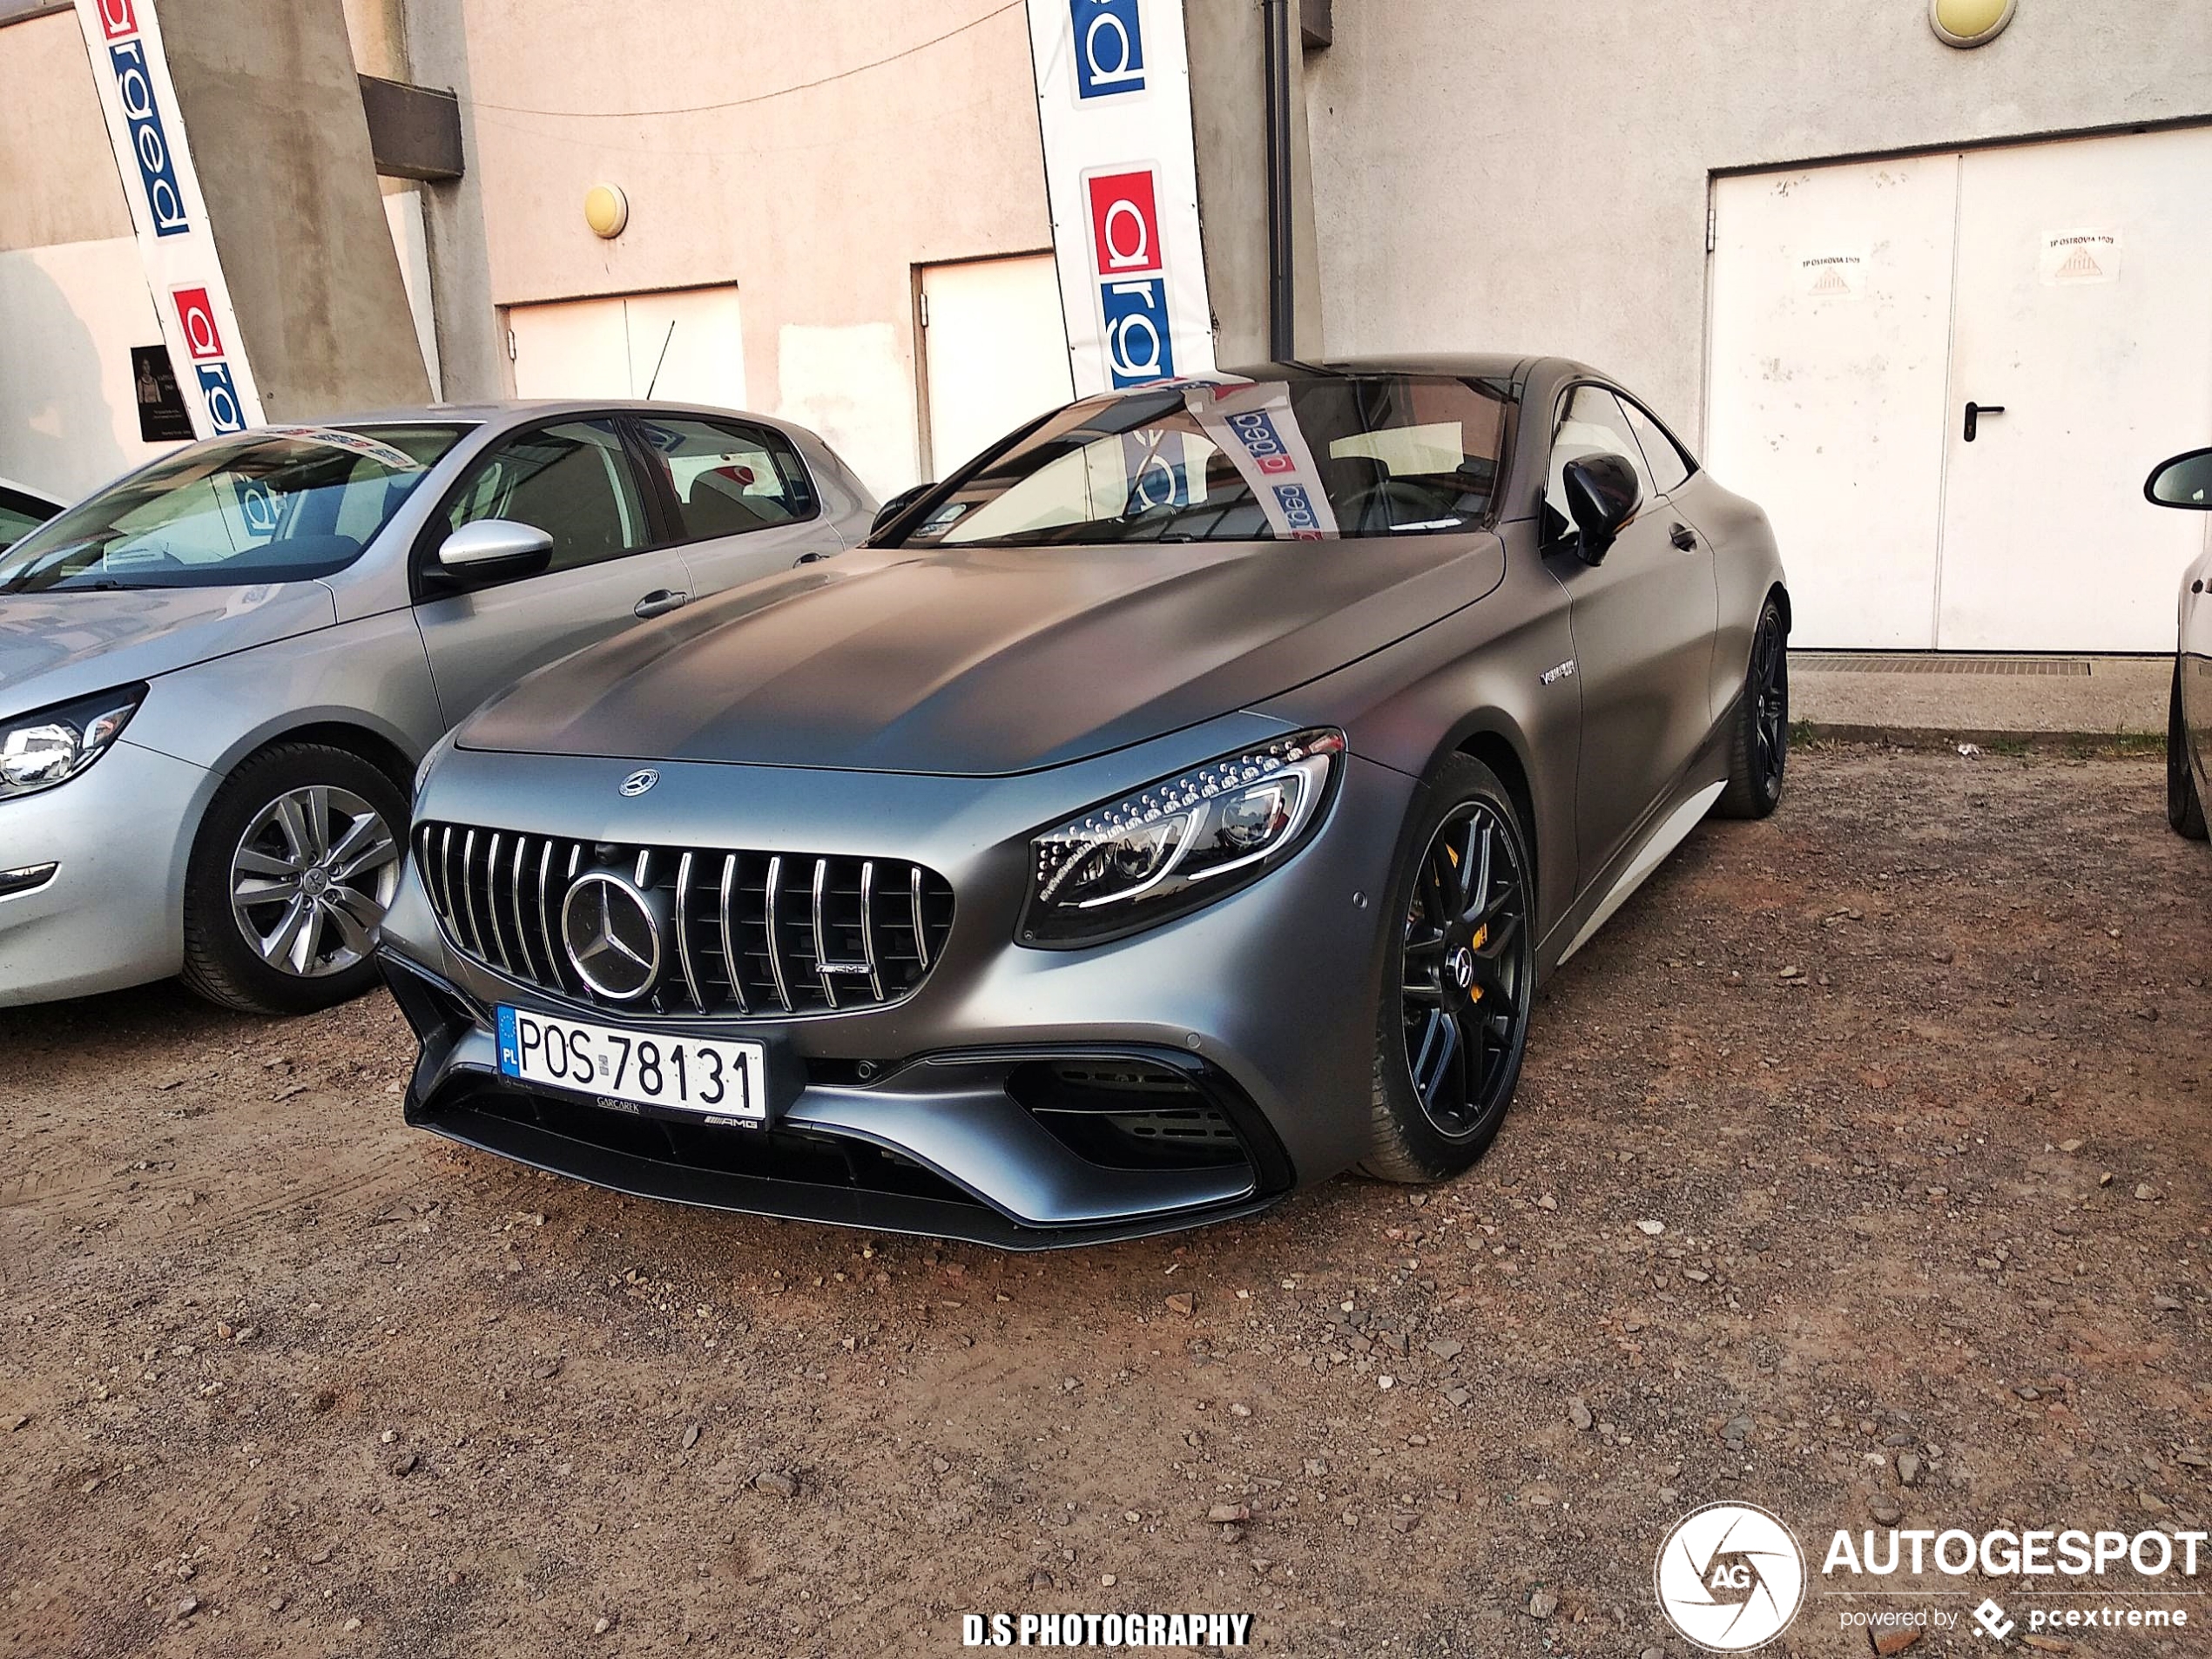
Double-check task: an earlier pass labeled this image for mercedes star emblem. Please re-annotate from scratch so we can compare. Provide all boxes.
[619,768,659,798]
[1447,943,1477,992]
[560,872,663,1001]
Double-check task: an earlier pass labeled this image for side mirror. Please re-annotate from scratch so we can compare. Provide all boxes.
[2145,448,2212,510]
[870,483,934,540]
[1560,454,1643,564]
[435,518,554,583]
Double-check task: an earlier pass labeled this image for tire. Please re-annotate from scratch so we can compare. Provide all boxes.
[1715,596,1788,820]
[180,742,409,1015]
[1359,753,1537,1184]
[2170,658,2208,840]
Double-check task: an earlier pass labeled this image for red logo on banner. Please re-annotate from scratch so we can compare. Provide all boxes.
[95,0,138,40]
[172,288,225,361]
[1087,170,1163,277]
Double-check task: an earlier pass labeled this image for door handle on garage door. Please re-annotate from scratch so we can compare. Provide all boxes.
[1669,523,1698,551]
[1963,401,2005,442]
[634,590,690,619]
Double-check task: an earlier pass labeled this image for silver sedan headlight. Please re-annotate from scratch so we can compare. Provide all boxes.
[0,684,145,799]
[1021,728,1344,947]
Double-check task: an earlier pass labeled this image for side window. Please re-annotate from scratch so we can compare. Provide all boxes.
[442,420,648,575]
[631,415,819,542]
[1619,396,1695,496]
[1544,384,1655,542]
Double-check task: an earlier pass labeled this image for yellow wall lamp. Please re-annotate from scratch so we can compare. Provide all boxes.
[584,183,630,239]
[1931,0,2017,48]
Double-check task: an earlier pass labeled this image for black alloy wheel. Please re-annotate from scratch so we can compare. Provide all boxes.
[1717,597,1789,819]
[1400,799,1532,1137]
[1361,753,1535,1184]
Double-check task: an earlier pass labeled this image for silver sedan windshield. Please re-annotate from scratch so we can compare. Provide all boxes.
[0,424,466,593]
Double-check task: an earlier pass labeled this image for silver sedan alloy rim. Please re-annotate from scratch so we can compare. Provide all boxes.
[229,785,401,978]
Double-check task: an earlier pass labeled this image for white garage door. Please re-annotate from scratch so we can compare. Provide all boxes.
[508,286,749,411]
[919,253,1075,480]
[1707,126,2212,651]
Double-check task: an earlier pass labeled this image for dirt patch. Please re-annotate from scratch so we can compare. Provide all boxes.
[3,745,2207,1656]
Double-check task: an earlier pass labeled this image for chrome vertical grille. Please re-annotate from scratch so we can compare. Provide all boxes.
[415,822,954,1018]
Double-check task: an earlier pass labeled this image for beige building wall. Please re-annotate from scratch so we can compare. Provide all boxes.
[0,9,158,496]
[449,0,1054,492]
[0,9,132,253]
[1307,0,2212,441]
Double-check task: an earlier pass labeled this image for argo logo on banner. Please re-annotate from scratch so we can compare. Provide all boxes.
[172,287,246,433]
[1086,168,1174,387]
[94,0,189,238]
[76,0,261,436]
[1069,0,1145,98]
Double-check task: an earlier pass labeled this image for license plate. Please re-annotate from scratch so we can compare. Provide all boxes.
[496,1006,766,1125]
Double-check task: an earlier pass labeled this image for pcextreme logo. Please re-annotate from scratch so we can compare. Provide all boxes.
[1655,1502,1807,1651]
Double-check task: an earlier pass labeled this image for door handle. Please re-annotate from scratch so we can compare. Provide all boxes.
[633,589,690,619]
[1669,523,1698,551]
[1963,401,2006,442]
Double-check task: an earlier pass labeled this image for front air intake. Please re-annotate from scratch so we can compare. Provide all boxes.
[414,822,953,1019]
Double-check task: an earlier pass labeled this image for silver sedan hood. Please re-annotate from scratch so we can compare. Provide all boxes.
[0,583,338,718]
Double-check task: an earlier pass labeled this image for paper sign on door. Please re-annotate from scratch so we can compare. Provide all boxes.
[1796,252,1867,300]
[2041,230,2121,285]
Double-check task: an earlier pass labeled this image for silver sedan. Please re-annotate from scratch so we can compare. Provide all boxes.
[0,401,874,1012]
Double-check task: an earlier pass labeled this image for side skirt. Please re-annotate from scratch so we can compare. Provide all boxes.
[1550,779,1728,968]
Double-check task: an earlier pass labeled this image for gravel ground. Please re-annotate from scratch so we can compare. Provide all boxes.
[2,745,2207,1658]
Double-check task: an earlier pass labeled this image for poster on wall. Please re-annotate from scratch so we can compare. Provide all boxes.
[73,0,264,439]
[130,344,193,442]
[1025,0,1216,398]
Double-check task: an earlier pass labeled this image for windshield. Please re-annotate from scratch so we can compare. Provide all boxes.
[893,374,1513,548]
[0,424,467,593]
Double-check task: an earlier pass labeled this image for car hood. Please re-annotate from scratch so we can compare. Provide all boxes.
[0,582,338,718]
[458,535,1506,776]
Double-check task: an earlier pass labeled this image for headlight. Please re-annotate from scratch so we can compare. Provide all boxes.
[0,684,145,799]
[1020,728,1344,947]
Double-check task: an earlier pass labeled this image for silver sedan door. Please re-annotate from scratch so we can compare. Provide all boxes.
[412,416,694,725]
[629,411,848,597]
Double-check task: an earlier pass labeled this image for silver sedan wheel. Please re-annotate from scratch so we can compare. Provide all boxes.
[228,785,401,979]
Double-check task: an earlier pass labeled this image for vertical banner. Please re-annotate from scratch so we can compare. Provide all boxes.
[1026,0,1216,398]
[74,0,263,438]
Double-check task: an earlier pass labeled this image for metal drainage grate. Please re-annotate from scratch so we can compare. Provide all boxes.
[1790,653,2092,678]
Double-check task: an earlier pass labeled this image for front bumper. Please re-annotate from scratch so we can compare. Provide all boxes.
[382,717,1420,1246]
[0,738,207,1006]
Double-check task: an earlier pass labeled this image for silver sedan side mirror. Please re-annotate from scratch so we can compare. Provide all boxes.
[436,518,555,579]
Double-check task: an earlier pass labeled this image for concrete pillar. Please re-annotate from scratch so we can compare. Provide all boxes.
[165,0,429,415]
[79,0,430,426]
[398,0,505,402]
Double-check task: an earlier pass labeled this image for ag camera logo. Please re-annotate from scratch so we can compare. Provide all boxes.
[1656,1502,1806,1651]
[1070,0,1145,98]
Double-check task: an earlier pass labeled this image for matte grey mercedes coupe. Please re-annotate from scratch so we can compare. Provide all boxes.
[380,358,1790,1246]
